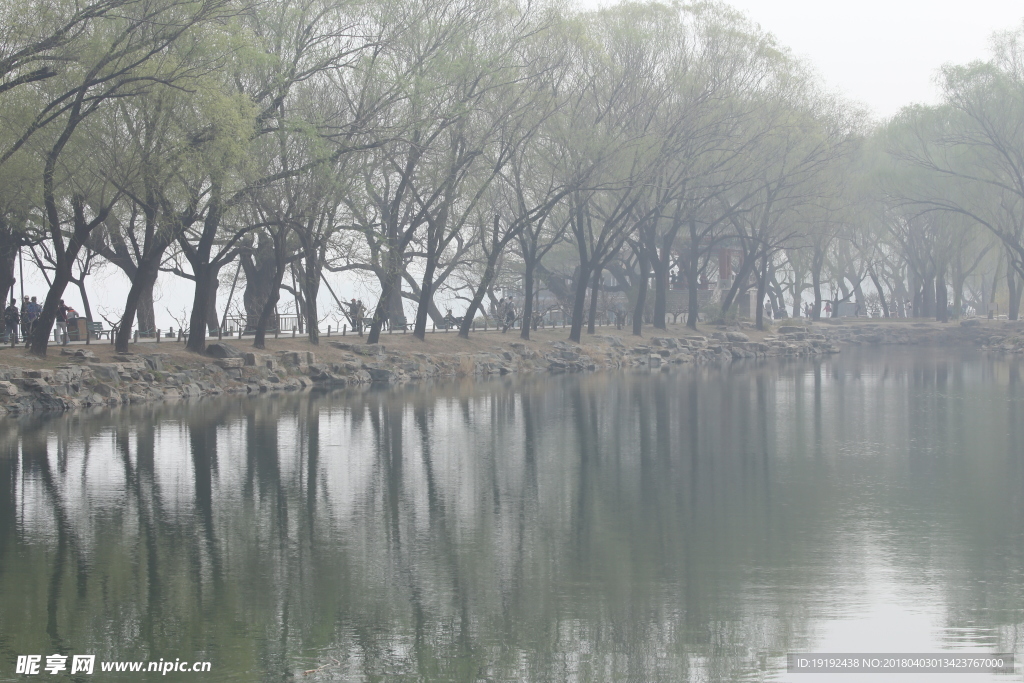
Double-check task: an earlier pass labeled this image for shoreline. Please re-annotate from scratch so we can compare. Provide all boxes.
[0,317,1015,417]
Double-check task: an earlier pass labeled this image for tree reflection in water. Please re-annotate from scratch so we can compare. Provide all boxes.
[2,348,1024,681]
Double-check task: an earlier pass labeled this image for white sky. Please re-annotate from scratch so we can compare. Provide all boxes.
[621,0,1024,121]
[18,0,1024,332]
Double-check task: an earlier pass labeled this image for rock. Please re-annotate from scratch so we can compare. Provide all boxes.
[244,352,258,366]
[0,381,17,396]
[24,369,53,380]
[278,351,303,366]
[725,331,750,342]
[73,349,97,360]
[961,319,982,327]
[88,364,121,382]
[205,343,244,359]
[365,367,392,383]
[331,342,382,357]
[92,383,120,400]
[13,377,52,393]
[217,358,243,369]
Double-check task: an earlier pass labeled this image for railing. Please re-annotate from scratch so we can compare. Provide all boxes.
[35,312,643,348]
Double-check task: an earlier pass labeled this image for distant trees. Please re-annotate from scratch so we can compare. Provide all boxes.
[4,0,1024,356]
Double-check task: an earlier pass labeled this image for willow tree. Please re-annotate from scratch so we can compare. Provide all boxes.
[25,0,236,356]
[176,0,389,353]
[885,30,1024,320]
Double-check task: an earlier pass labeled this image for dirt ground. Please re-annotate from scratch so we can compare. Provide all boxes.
[0,316,987,372]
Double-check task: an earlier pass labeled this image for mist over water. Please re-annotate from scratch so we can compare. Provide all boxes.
[2,349,1024,681]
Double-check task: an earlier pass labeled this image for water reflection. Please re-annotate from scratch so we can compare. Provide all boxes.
[2,349,1024,681]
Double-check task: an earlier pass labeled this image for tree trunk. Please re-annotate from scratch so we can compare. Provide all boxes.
[868,268,889,318]
[769,266,786,319]
[922,274,935,318]
[413,257,437,340]
[303,265,320,346]
[186,262,216,353]
[1009,265,1021,321]
[568,264,591,343]
[254,230,289,349]
[755,254,768,331]
[29,270,71,356]
[115,261,159,352]
[810,245,825,320]
[632,251,648,337]
[720,251,756,315]
[458,258,498,339]
[0,240,17,305]
[685,241,700,330]
[791,265,803,318]
[138,281,156,335]
[652,255,668,330]
[952,272,965,320]
[183,191,224,354]
[242,242,277,330]
[520,258,536,341]
[201,259,224,334]
[367,251,402,344]
[76,279,93,325]
[587,266,601,335]
[812,268,822,320]
[935,268,948,323]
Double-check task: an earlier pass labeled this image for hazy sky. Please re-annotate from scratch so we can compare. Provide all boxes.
[584,0,1024,120]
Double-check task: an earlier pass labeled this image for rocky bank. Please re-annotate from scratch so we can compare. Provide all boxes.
[0,326,842,416]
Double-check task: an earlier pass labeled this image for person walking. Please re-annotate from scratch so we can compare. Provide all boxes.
[25,296,41,345]
[56,299,69,345]
[502,299,516,333]
[347,298,361,334]
[3,299,18,345]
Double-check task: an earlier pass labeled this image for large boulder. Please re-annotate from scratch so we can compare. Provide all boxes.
[365,367,392,383]
[205,343,244,359]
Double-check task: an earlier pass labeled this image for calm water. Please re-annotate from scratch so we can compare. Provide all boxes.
[2,349,1024,682]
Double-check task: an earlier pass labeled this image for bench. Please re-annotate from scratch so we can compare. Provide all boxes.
[88,321,111,340]
[354,316,407,331]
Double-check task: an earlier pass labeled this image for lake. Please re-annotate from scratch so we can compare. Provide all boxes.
[2,348,1023,681]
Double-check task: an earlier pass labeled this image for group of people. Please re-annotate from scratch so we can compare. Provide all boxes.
[496,297,518,333]
[346,298,366,334]
[2,296,78,346]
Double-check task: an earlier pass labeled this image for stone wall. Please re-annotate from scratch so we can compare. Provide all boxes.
[0,331,840,417]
